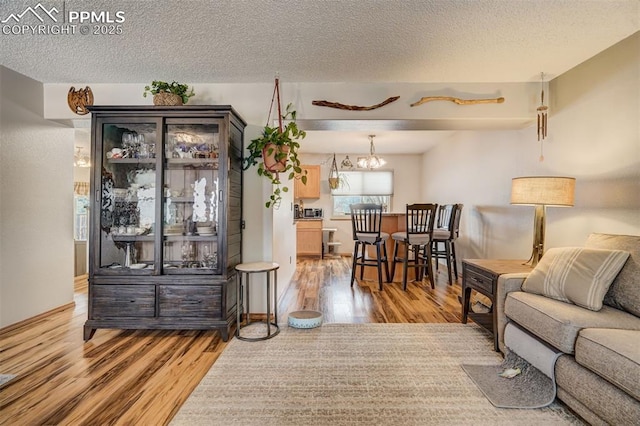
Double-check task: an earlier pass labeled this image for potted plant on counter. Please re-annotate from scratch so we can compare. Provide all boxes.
[243,79,307,208]
[143,80,195,105]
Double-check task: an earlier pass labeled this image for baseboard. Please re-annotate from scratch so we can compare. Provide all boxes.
[0,301,76,335]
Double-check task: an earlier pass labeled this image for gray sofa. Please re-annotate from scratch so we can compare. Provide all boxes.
[496,233,640,425]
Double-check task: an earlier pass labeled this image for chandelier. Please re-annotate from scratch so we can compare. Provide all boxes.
[74,146,90,168]
[357,135,386,169]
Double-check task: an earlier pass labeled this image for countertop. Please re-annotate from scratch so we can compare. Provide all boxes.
[295,213,405,223]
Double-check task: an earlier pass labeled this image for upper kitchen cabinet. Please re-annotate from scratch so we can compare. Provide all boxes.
[85,106,246,342]
[294,165,321,199]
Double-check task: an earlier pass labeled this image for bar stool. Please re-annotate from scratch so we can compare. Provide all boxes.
[349,203,391,291]
[390,203,438,290]
[432,204,463,285]
[235,261,280,341]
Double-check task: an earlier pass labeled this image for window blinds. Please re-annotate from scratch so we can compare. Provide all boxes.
[331,170,394,195]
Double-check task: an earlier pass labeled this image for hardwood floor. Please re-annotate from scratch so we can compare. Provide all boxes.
[0,257,468,425]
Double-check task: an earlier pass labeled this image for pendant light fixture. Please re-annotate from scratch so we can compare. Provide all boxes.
[341,155,354,169]
[357,135,386,169]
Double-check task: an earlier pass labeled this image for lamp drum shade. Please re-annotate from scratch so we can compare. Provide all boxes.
[511,176,575,206]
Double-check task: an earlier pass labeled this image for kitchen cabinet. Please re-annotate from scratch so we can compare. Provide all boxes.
[294,165,321,199]
[84,106,246,342]
[296,220,323,257]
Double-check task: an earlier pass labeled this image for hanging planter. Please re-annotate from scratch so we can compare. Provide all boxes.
[262,144,290,172]
[328,153,340,189]
[243,78,307,208]
[328,177,340,190]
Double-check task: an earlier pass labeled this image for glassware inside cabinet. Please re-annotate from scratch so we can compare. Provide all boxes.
[99,122,157,271]
[162,122,220,274]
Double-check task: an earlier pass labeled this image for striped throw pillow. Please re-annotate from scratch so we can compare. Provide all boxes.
[522,247,630,311]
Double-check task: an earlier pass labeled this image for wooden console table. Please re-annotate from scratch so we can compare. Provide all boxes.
[461,259,532,351]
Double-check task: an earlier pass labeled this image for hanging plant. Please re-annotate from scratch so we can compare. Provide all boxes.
[328,153,340,190]
[243,78,307,208]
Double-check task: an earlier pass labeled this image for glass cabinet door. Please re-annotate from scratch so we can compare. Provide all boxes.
[162,119,222,274]
[97,120,159,273]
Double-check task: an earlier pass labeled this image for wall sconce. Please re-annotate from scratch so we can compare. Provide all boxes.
[511,176,575,267]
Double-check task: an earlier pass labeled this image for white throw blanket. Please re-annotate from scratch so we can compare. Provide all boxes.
[504,323,563,379]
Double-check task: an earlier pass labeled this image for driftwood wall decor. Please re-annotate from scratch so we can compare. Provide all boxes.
[410,96,504,107]
[68,86,94,115]
[312,96,400,111]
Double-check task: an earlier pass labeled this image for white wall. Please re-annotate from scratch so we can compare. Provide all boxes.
[43,82,536,124]
[241,124,298,313]
[421,33,640,267]
[0,66,74,327]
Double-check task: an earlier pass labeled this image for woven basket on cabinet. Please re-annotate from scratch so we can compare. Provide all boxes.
[153,93,183,106]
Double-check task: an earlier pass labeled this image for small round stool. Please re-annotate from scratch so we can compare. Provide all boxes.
[235,261,280,341]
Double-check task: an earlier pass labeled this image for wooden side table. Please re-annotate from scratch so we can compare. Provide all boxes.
[461,259,532,351]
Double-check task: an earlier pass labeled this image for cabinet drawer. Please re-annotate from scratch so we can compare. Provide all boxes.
[92,285,156,318]
[296,220,322,230]
[158,285,222,318]
[464,268,495,295]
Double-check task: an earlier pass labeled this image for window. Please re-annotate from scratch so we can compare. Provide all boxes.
[74,195,89,240]
[331,170,393,216]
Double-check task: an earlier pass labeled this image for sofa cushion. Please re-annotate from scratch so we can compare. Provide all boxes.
[522,247,629,311]
[586,233,640,317]
[505,291,640,354]
[575,328,640,401]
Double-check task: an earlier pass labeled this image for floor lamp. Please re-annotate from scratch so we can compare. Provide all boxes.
[511,176,576,267]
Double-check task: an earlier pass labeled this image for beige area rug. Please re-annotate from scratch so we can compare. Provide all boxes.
[171,323,582,425]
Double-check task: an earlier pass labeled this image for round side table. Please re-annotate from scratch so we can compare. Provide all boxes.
[235,261,280,341]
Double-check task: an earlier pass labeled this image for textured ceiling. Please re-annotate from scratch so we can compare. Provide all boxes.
[1,0,638,155]
[1,0,638,84]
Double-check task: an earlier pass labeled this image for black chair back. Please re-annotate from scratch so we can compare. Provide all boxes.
[350,203,383,242]
[406,203,438,245]
[436,204,456,230]
[452,204,463,239]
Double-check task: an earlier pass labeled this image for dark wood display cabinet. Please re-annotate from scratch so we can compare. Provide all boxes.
[84,106,246,342]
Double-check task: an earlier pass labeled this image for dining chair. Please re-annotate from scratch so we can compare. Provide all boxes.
[390,203,438,291]
[349,203,391,291]
[431,204,463,285]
